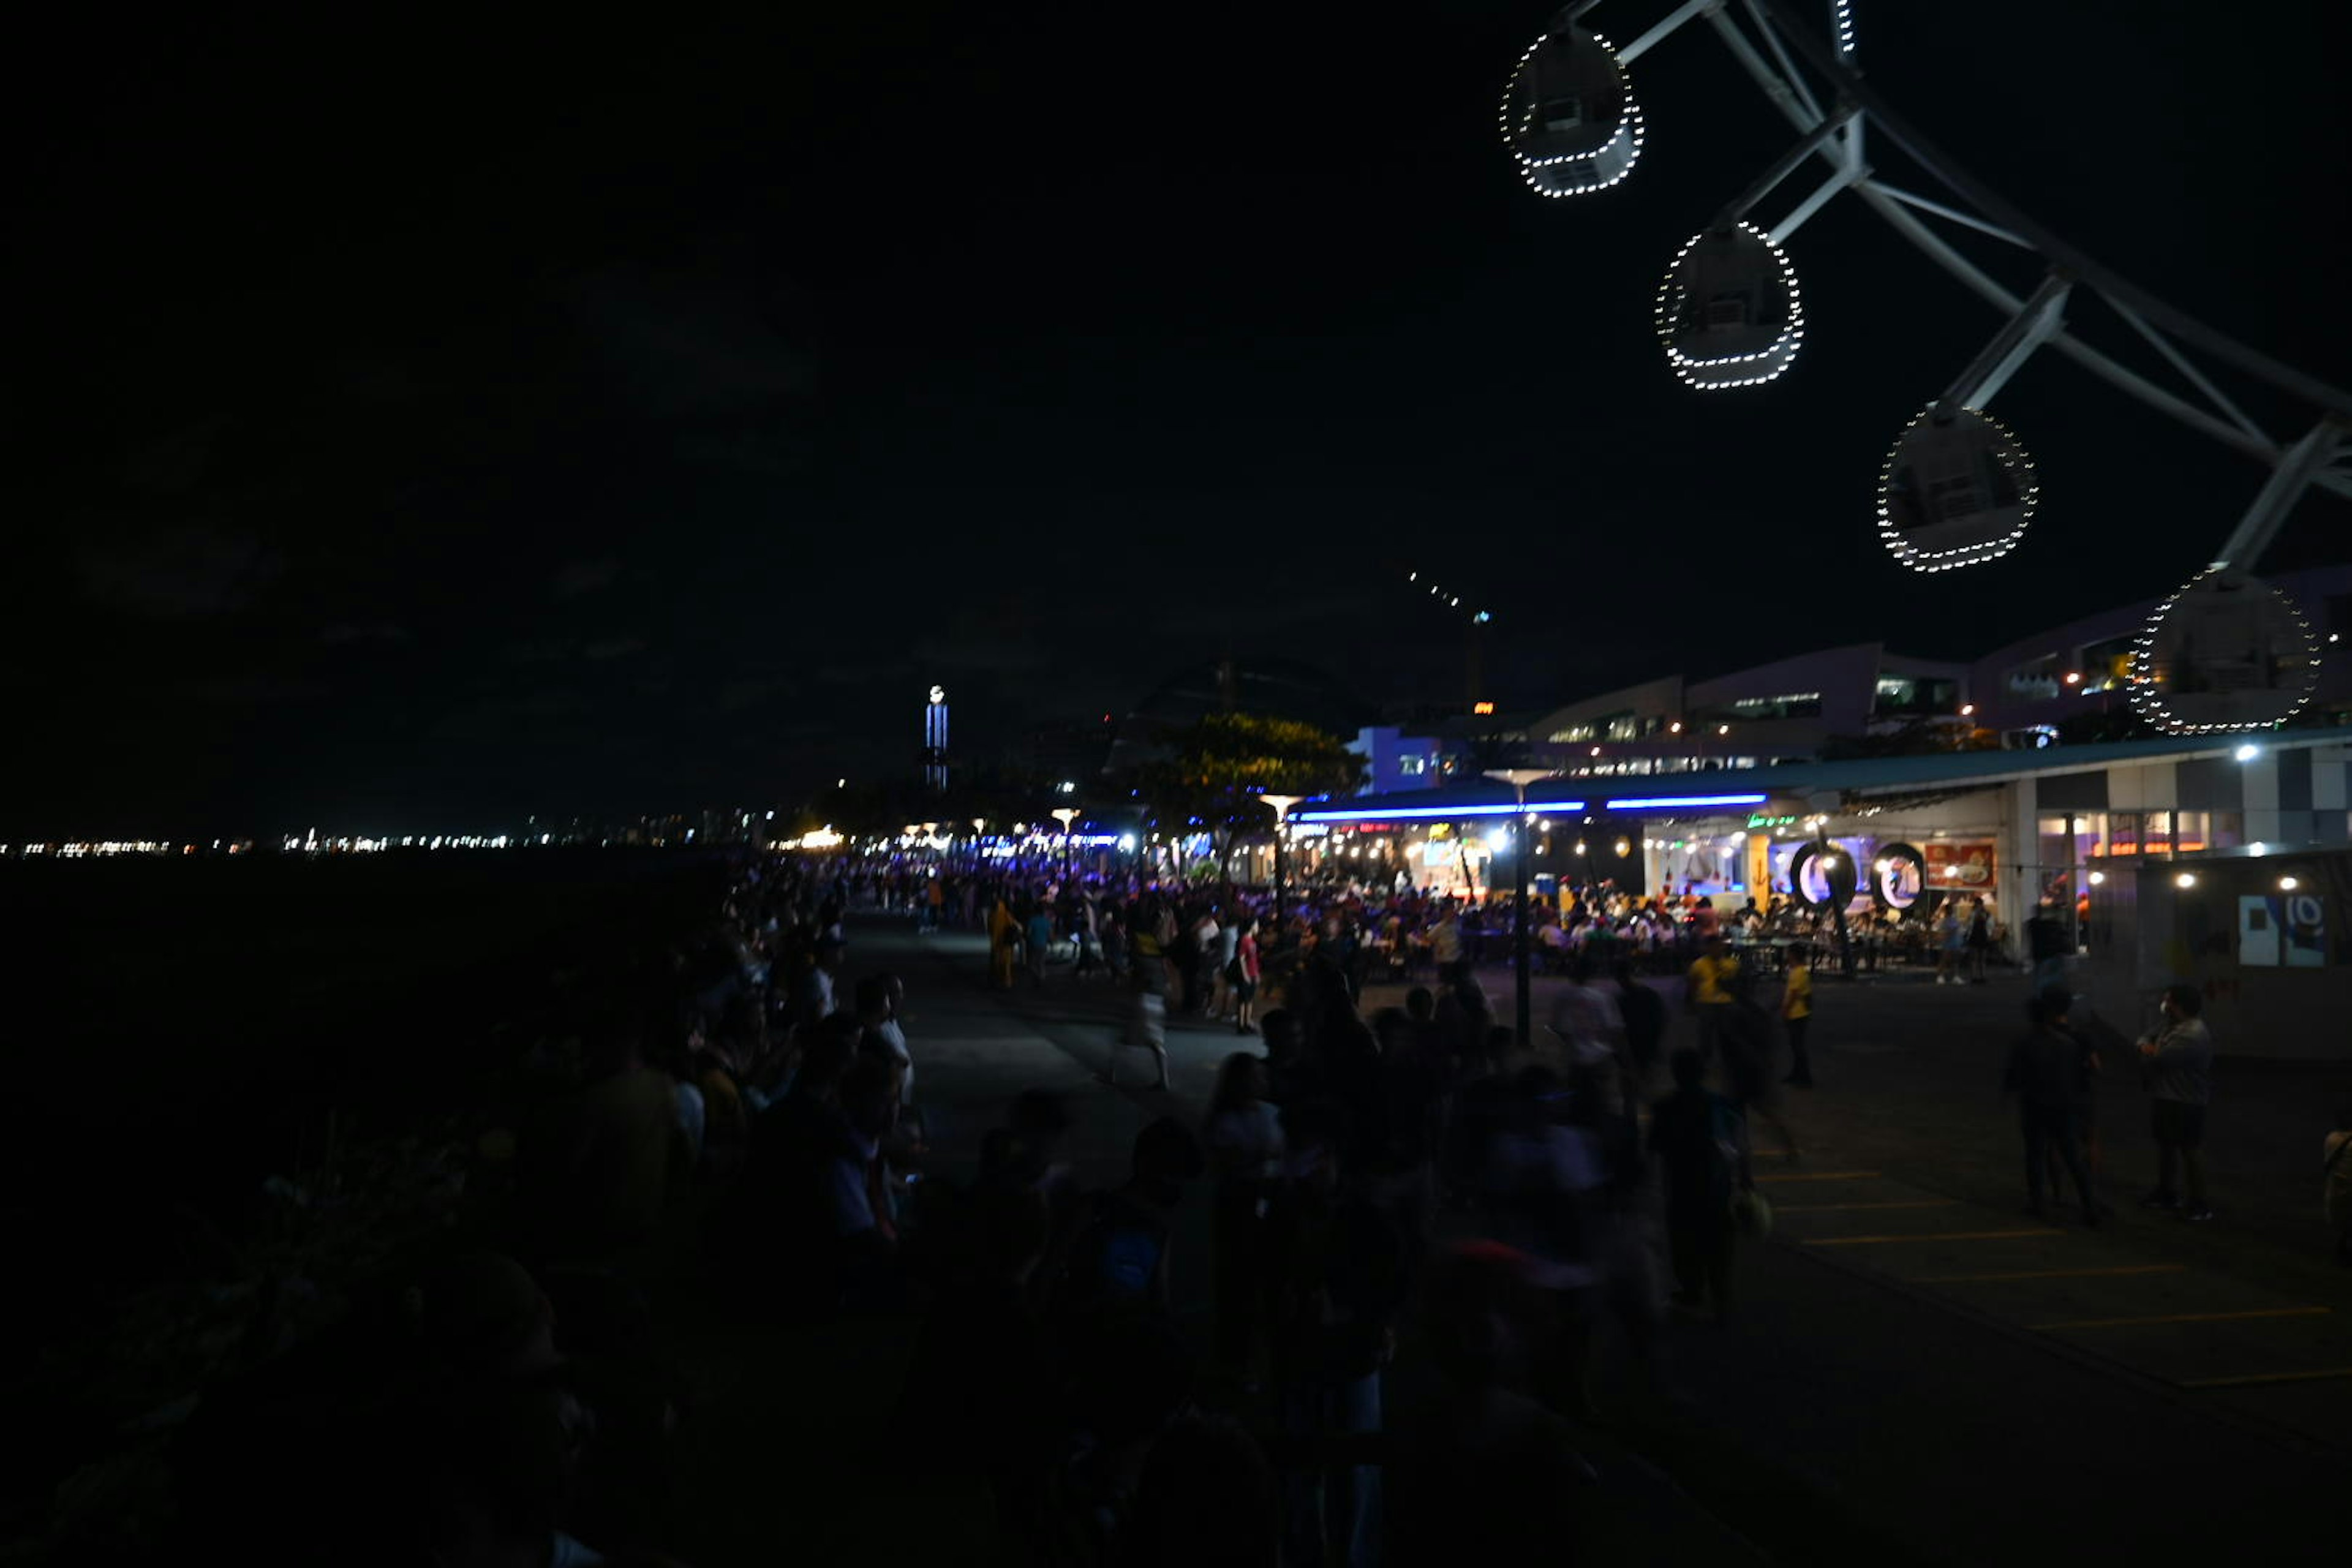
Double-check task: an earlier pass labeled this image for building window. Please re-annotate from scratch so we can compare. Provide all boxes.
[2078,635,2136,693]
[2007,655,2063,700]
[1721,692,1822,721]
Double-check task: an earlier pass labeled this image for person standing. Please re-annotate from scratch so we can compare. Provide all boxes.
[1935,901,1964,985]
[1023,903,1055,989]
[1117,899,1175,1091]
[1648,1049,1748,1319]
[1613,959,1667,1091]
[1213,911,1243,1022]
[2025,898,2071,992]
[1779,944,1815,1088]
[989,893,1019,990]
[857,972,914,1106]
[2137,982,2214,1221]
[2325,1108,2352,1267]
[1233,918,1263,1035]
[2002,989,2102,1223]
[1205,1052,1284,1387]
[1966,897,1992,984]
[1547,955,1624,1072]
[1430,902,1464,982]
[1685,933,1738,1063]
[1266,1099,1406,1568]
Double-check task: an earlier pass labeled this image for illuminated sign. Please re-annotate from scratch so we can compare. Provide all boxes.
[1746,813,1798,829]
[1472,701,1497,715]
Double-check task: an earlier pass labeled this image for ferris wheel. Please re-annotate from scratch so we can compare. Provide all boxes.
[1501,0,2351,733]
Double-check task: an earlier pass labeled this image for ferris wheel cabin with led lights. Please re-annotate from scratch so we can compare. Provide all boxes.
[1500,0,2352,723]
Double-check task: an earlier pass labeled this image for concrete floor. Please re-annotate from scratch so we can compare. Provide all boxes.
[670,922,2352,1564]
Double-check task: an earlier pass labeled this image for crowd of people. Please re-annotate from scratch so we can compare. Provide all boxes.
[175,849,1812,1567]
[165,844,2343,1567]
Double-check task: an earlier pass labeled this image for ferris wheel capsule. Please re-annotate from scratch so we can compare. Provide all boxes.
[2128,567,2323,734]
[1655,224,1803,389]
[1876,405,2038,572]
[1500,21,1643,197]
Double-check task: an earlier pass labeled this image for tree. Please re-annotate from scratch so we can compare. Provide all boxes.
[1128,712,1365,877]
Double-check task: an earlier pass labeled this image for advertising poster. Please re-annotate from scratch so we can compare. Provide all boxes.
[2237,892,2329,968]
[1924,840,1997,893]
[2237,896,2281,967]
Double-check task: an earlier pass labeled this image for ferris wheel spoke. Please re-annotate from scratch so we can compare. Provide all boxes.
[1740,0,1826,124]
[1712,104,1856,232]
[1859,181,2031,249]
[2099,294,2274,446]
[1705,4,1824,138]
[1614,0,1716,65]
[1741,0,2352,422]
[2211,423,2350,572]
[1935,273,2072,418]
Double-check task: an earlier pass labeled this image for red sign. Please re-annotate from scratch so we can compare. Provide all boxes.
[1924,841,1998,891]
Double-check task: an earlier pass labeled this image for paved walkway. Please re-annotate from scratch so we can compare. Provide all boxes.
[665,922,2352,1564]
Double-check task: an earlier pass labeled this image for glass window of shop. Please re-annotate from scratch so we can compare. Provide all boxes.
[2006,653,2065,701]
[1874,676,1958,717]
[2079,635,2135,693]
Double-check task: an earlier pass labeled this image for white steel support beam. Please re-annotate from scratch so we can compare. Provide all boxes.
[1741,0,1823,122]
[2103,293,2271,444]
[1713,104,1856,230]
[1938,273,2072,413]
[1750,0,2352,421]
[1860,181,2031,248]
[1692,0,2352,508]
[1767,159,1866,244]
[1615,0,1719,64]
[1706,4,1823,137]
[2210,420,2348,572]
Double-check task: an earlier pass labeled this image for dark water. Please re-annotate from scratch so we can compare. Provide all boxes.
[4,849,729,1289]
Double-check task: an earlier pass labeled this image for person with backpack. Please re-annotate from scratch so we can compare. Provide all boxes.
[1647,1049,1750,1318]
[1052,1117,1205,1316]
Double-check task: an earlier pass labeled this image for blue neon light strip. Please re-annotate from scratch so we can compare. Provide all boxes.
[1292,798,1588,823]
[1602,793,1769,810]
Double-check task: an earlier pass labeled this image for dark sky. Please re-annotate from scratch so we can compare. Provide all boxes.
[10,1,2348,836]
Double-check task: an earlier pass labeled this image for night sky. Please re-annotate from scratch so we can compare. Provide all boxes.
[10,1,2348,836]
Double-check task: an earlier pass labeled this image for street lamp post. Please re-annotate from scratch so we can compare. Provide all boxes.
[1257,794,1303,939]
[1050,807,1080,880]
[1485,769,1555,1051]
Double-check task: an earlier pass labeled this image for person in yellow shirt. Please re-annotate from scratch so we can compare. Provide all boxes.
[1780,944,1815,1087]
[1687,933,1738,1061]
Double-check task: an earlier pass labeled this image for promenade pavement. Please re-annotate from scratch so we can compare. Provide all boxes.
[663,922,2352,1564]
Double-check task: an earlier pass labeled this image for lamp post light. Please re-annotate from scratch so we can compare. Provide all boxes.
[1050,807,1080,880]
[1485,769,1555,1051]
[1258,794,1303,938]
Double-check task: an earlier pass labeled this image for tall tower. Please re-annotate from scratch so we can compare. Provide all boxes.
[922,684,949,791]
